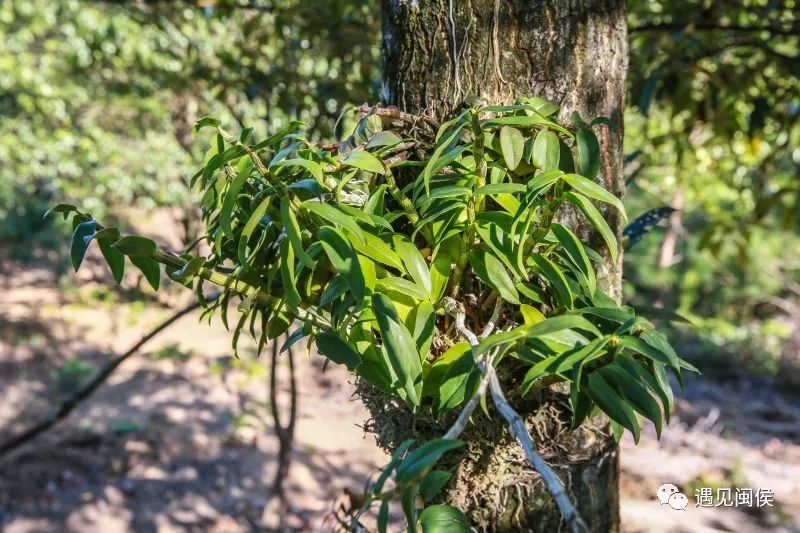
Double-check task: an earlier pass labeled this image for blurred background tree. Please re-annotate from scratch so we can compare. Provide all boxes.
[1,0,797,376]
[0,0,378,255]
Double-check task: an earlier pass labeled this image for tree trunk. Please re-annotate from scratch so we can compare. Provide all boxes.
[373,1,627,531]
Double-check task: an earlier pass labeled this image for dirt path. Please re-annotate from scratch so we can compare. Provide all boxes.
[1,259,798,532]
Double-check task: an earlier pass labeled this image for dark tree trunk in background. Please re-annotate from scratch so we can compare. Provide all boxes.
[376,1,627,531]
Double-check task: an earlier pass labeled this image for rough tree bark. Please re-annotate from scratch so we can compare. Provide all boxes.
[372,1,627,531]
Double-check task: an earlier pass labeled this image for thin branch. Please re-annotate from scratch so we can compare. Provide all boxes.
[264,335,298,528]
[0,297,216,457]
[353,104,437,127]
[442,297,587,533]
[487,370,587,533]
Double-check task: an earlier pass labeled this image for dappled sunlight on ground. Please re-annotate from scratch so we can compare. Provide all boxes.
[1,259,798,531]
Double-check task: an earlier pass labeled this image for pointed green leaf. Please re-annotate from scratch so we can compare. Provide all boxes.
[395,439,464,484]
[130,256,160,291]
[343,150,385,174]
[564,192,618,263]
[586,372,640,443]
[562,173,626,221]
[469,250,520,304]
[576,128,601,180]
[599,363,663,438]
[373,293,423,408]
[97,238,125,283]
[551,223,596,295]
[281,197,315,268]
[316,331,360,371]
[318,226,365,303]
[530,253,573,309]
[273,157,323,182]
[70,220,97,272]
[393,235,432,297]
[112,235,157,258]
[303,201,365,243]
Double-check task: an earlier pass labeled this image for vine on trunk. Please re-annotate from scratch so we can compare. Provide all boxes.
[51,98,696,531]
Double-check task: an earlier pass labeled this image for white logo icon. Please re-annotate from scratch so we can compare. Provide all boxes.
[668,492,689,511]
[657,484,688,510]
[657,483,681,504]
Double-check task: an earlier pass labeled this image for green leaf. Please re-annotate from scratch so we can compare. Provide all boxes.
[171,256,205,281]
[367,130,403,149]
[564,192,618,263]
[280,240,302,310]
[482,114,573,137]
[281,197,315,268]
[316,331,360,371]
[45,203,78,220]
[220,165,252,240]
[273,157,323,182]
[342,150,385,174]
[395,439,464,485]
[532,129,560,170]
[112,235,157,258]
[474,183,527,195]
[130,256,160,291]
[639,330,682,371]
[413,301,436,358]
[401,486,418,533]
[419,471,452,503]
[469,250,520,304]
[476,315,601,356]
[434,349,480,416]
[618,335,678,370]
[576,128,601,180]
[70,220,97,271]
[598,363,663,438]
[499,126,524,170]
[303,201,366,243]
[318,226,366,303]
[352,233,404,271]
[586,372,640,443]
[425,185,472,200]
[417,504,471,532]
[551,223,596,295]
[430,253,452,304]
[378,501,389,533]
[373,293,423,408]
[193,116,220,132]
[97,238,125,283]
[376,277,429,302]
[530,253,573,309]
[393,235,432,298]
[562,174,626,221]
[423,124,466,193]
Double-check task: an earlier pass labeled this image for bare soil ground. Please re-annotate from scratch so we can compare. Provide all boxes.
[1,250,798,531]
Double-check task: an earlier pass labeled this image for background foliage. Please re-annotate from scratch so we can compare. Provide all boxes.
[2,0,798,379]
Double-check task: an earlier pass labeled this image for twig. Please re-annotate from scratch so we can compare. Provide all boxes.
[264,335,298,528]
[442,297,587,533]
[0,297,216,457]
[353,105,437,127]
[487,371,587,533]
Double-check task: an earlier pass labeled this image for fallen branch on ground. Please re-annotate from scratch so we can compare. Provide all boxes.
[0,296,217,457]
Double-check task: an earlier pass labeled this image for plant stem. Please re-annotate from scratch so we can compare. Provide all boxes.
[151,249,331,329]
